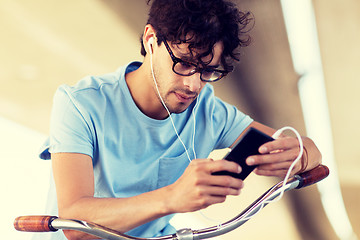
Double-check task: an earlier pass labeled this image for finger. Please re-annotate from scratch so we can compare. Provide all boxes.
[247,147,300,165]
[190,158,214,164]
[259,137,299,154]
[200,184,243,197]
[187,158,216,173]
[207,159,242,175]
[254,168,290,178]
[255,160,302,177]
[255,164,301,177]
[207,175,244,190]
[255,160,294,171]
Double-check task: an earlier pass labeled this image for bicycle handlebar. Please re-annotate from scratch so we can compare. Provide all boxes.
[14,215,58,232]
[295,164,329,189]
[14,164,329,240]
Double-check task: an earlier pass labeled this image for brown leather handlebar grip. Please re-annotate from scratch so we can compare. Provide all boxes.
[14,216,58,232]
[296,164,329,189]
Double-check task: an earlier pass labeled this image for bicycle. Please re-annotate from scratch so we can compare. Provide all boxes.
[14,164,329,240]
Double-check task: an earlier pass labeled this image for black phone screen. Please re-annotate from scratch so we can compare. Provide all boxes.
[212,127,274,180]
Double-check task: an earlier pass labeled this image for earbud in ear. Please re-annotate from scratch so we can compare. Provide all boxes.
[148,37,154,55]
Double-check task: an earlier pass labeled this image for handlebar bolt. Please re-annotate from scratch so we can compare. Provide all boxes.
[176,228,194,240]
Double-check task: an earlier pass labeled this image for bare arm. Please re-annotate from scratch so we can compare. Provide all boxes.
[52,153,171,239]
[52,153,244,240]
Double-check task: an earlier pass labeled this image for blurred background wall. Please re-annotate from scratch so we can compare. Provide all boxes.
[1,0,359,239]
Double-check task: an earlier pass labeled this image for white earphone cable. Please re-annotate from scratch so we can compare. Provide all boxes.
[149,49,195,162]
[239,126,304,221]
[149,40,304,225]
[191,97,199,160]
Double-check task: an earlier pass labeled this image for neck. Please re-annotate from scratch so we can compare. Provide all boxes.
[125,61,169,120]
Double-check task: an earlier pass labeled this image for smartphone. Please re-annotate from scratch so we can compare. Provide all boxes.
[212,127,274,180]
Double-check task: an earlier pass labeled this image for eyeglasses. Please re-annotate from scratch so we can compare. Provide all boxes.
[162,39,229,82]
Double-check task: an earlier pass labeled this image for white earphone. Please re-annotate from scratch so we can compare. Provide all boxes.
[148,35,197,162]
[148,37,154,55]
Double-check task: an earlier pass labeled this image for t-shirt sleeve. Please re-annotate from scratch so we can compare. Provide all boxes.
[211,96,253,149]
[48,86,94,158]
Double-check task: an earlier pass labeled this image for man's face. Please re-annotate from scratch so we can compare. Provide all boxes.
[151,40,224,114]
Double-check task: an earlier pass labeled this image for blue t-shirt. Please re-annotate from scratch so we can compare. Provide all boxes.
[39,61,253,239]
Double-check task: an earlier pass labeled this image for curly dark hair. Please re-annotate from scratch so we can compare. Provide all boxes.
[140,0,254,72]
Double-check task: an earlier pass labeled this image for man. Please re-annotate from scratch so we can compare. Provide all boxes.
[38,0,321,239]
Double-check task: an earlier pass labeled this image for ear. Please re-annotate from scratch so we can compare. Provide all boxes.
[143,24,158,55]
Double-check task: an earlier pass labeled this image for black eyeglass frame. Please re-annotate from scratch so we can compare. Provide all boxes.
[162,39,230,82]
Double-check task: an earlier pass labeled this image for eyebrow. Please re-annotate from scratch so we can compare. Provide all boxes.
[177,53,222,68]
[207,64,221,69]
[172,46,222,69]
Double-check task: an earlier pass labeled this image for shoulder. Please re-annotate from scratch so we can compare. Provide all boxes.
[59,69,121,98]
[54,62,140,107]
[197,84,237,116]
[196,84,253,148]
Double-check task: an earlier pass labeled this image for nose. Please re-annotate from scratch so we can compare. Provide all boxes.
[183,73,202,93]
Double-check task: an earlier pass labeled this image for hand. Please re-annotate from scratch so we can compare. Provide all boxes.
[246,136,302,178]
[165,159,244,214]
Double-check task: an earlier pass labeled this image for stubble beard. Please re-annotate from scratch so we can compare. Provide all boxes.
[151,69,196,115]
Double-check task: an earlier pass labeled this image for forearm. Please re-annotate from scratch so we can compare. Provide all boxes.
[60,187,171,239]
[52,152,175,239]
[53,154,244,240]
